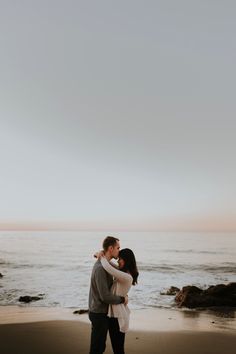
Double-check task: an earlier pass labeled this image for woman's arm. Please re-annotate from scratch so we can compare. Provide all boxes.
[94,251,118,269]
[100,256,132,283]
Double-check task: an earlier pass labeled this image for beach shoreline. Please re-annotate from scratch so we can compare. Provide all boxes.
[0,305,235,331]
[0,306,235,353]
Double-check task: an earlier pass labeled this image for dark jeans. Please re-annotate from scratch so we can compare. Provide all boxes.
[109,317,125,354]
[89,312,109,354]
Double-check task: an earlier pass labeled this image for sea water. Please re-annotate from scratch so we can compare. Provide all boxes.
[0,231,235,310]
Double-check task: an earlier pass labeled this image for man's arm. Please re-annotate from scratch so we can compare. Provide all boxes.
[95,267,126,305]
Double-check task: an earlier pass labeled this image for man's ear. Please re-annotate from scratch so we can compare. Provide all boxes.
[108,245,113,253]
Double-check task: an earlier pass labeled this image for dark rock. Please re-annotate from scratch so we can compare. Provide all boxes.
[175,283,236,308]
[73,309,89,315]
[161,286,180,296]
[205,283,236,296]
[18,295,44,303]
[0,273,4,278]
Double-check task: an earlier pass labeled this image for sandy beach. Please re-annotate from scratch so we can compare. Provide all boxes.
[0,306,235,354]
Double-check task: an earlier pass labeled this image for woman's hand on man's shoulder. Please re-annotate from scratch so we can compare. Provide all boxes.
[93,250,105,259]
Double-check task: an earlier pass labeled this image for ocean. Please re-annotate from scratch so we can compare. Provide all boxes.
[0,231,235,310]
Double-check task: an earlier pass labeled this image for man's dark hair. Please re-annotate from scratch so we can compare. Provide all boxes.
[103,236,119,252]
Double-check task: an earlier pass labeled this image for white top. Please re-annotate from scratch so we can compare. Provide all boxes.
[101,256,133,333]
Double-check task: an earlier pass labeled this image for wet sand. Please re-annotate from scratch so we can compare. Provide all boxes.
[0,306,235,354]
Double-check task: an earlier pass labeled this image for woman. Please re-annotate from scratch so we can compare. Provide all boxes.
[95,248,139,354]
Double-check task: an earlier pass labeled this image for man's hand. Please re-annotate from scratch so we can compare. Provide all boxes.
[124,295,128,306]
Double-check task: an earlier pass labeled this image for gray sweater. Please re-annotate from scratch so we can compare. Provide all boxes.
[88,259,124,313]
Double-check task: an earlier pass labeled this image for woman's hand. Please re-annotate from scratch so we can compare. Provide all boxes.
[93,250,105,259]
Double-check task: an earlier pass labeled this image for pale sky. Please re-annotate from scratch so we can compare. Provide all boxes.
[0,1,236,231]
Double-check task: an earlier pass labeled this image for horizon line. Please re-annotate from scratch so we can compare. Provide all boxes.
[0,221,235,233]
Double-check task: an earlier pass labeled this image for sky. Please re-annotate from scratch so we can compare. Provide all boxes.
[0,1,236,231]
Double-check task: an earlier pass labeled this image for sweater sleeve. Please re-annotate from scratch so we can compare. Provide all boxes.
[94,267,124,304]
[101,257,133,283]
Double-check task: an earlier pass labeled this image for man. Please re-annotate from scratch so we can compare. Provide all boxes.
[88,236,128,354]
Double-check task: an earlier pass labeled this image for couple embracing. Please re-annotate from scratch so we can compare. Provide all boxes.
[88,236,139,354]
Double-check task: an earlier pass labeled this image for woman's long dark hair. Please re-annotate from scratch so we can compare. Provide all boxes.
[119,248,139,285]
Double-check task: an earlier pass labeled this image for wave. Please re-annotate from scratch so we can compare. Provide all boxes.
[2,257,235,275]
[0,259,12,265]
[3,260,235,274]
[163,249,233,255]
[138,262,236,274]
[0,262,59,269]
[201,263,236,273]
[0,260,91,271]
